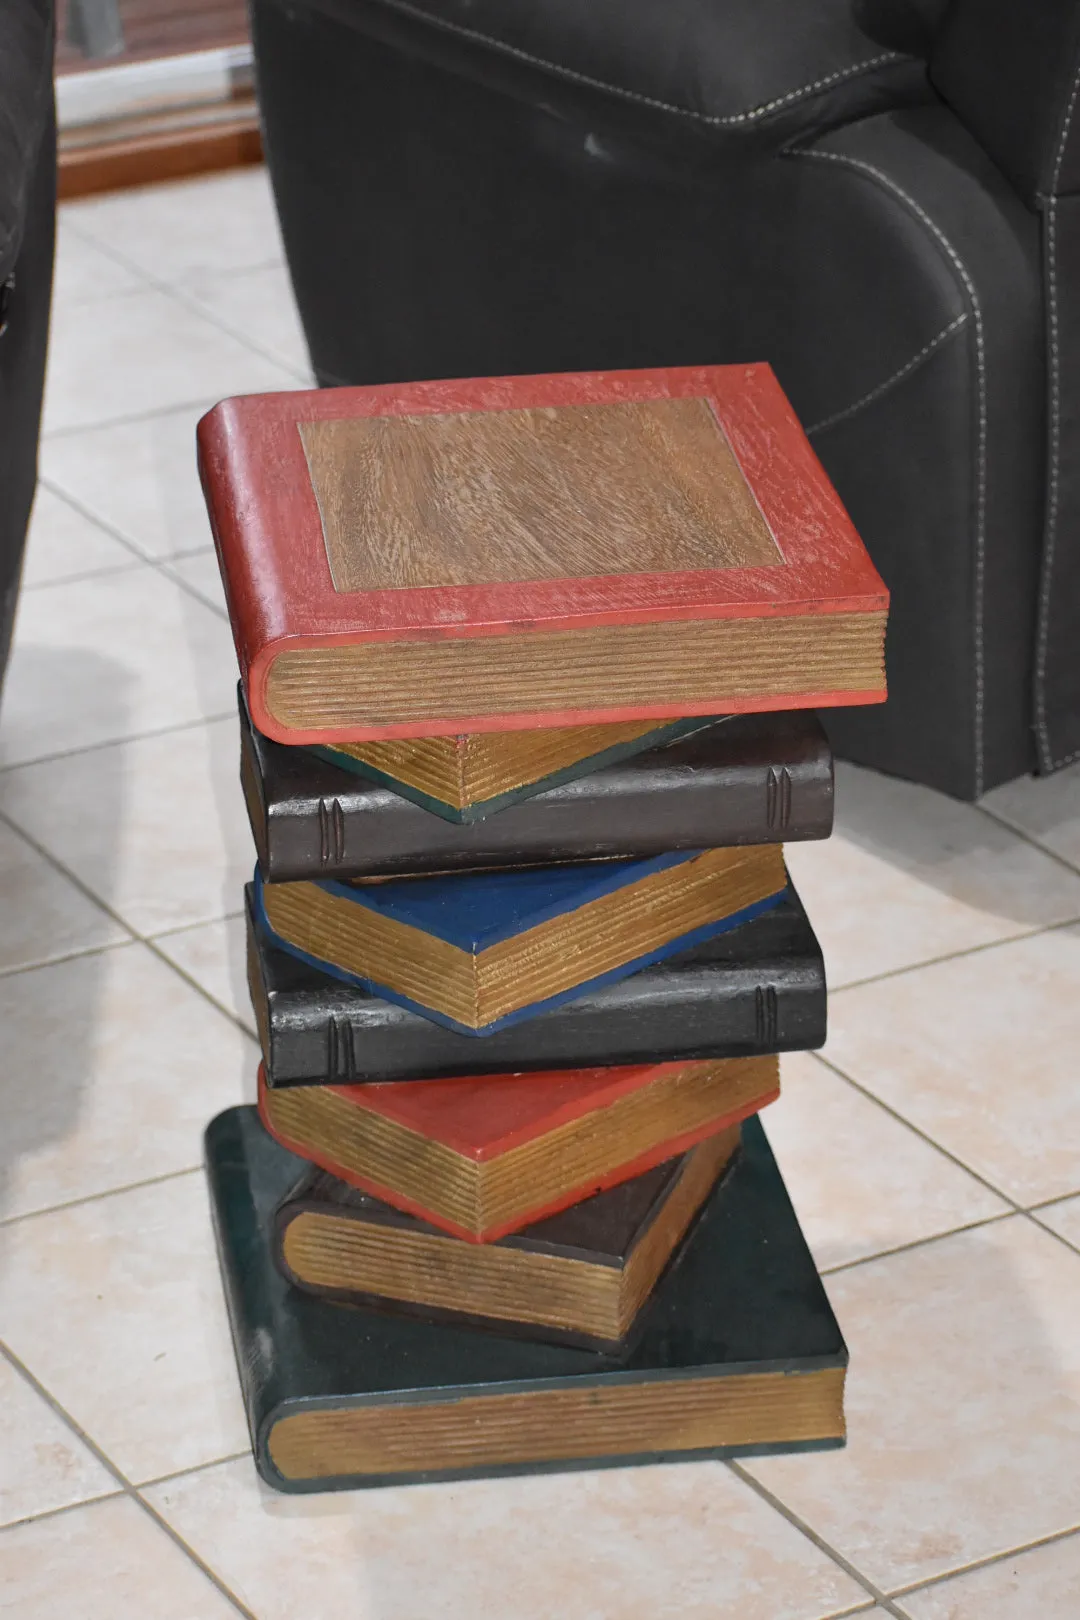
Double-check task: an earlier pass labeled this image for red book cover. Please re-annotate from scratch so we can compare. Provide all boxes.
[258,1054,779,1242]
[198,364,888,744]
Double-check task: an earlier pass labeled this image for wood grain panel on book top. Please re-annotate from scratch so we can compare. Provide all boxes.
[299,398,781,592]
[275,1129,739,1349]
[257,1055,777,1241]
[205,1107,847,1492]
[198,363,888,743]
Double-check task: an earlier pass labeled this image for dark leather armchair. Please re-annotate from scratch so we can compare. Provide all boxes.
[251,0,1080,800]
[0,0,55,692]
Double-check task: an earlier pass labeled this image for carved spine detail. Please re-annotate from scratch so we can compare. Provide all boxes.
[326,1014,357,1082]
[754,985,778,1049]
[765,767,793,832]
[317,797,346,867]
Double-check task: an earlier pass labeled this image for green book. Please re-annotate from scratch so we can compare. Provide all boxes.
[206,1107,846,1494]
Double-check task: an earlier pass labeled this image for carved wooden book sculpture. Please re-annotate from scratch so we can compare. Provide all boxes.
[241,695,835,882]
[246,884,827,1086]
[273,1130,741,1351]
[257,1056,777,1241]
[198,365,888,744]
[207,1106,847,1492]
[253,847,787,1034]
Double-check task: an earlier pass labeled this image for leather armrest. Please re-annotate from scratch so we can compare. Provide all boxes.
[0,0,55,280]
[931,0,1080,201]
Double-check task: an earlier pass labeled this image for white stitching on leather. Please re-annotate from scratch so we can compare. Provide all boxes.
[1033,61,1080,772]
[795,149,988,797]
[805,313,968,437]
[365,0,906,126]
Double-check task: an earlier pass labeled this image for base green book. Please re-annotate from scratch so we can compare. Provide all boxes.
[206,1107,847,1493]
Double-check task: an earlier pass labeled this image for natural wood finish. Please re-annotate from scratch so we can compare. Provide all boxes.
[265,610,886,733]
[299,399,781,595]
[327,718,674,811]
[262,1057,775,1240]
[58,101,261,199]
[281,1128,739,1341]
[267,1366,846,1481]
[259,844,787,1031]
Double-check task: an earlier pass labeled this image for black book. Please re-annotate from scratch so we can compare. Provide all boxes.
[247,882,826,1086]
[207,1106,847,1493]
[240,692,834,882]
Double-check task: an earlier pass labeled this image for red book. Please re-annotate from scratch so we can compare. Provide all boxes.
[257,1054,779,1243]
[198,365,888,744]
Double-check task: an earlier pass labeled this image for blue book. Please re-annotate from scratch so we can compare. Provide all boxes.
[254,844,788,1035]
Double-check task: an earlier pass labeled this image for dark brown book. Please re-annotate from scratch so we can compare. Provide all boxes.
[241,694,834,880]
[207,1106,846,1493]
[274,1128,741,1351]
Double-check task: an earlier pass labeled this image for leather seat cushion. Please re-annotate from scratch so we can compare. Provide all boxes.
[0,0,53,279]
[308,0,933,148]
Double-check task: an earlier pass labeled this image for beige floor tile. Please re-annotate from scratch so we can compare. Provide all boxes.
[63,167,286,283]
[0,941,254,1221]
[146,1455,869,1620]
[42,286,296,436]
[0,566,237,767]
[784,763,1080,989]
[825,927,1080,1206]
[0,1357,117,1528]
[0,820,127,973]
[22,487,136,588]
[744,1216,1080,1592]
[0,1173,250,1483]
[163,550,229,617]
[0,717,251,937]
[52,217,148,307]
[769,1054,1009,1272]
[983,763,1080,874]
[0,1494,240,1618]
[183,264,313,379]
[40,402,219,558]
[1032,1195,1080,1252]
[154,915,254,1035]
[897,1534,1080,1617]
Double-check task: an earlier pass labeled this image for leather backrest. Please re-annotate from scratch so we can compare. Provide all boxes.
[931,0,1080,201]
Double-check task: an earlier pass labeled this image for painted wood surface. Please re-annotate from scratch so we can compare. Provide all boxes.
[197,364,889,742]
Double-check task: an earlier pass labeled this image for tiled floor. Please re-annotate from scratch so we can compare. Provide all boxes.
[2,168,1080,1620]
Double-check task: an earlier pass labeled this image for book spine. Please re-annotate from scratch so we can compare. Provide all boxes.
[254,757,834,883]
[255,952,826,1086]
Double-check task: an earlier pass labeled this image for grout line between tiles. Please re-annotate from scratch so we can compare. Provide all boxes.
[726,1461,911,1618]
[22,559,154,594]
[1,1487,126,1536]
[819,1208,1018,1278]
[135,1452,251,1492]
[805,1050,1026,1210]
[51,219,311,388]
[0,934,133,983]
[828,910,1080,997]
[42,392,247,441]
[886,1520,1080,1602]
[0,803,258,1046]
[976,795,1080,879]
[0,1342,258,1620]
[148,908,246,942]
[0,1165,202,1231]
[0,708,236,776]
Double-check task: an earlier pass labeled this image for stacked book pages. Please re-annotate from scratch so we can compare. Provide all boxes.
[200,362,888,1493]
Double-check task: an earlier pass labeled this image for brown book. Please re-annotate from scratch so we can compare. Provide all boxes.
[198,365,888,744]
[257,1054,778,1242]
[274,1128,740,1351]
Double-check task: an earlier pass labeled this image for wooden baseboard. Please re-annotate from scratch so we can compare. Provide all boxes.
[58,101,262,199]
